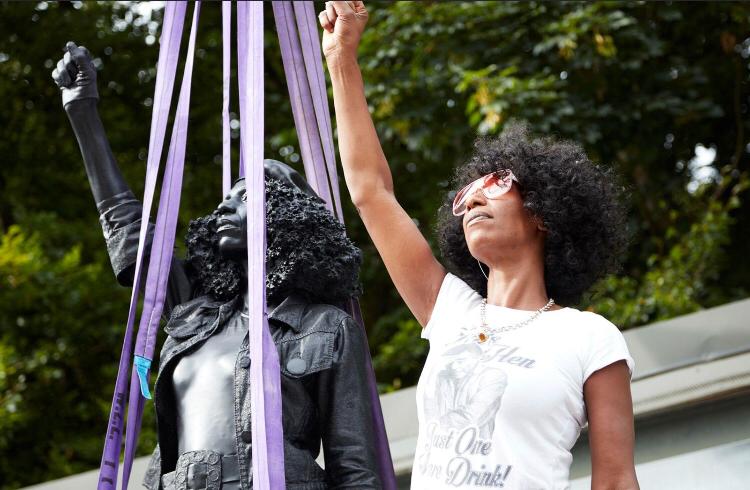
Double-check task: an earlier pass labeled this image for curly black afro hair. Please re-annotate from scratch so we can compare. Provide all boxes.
[437,122,628,306]
[185,178,362,305]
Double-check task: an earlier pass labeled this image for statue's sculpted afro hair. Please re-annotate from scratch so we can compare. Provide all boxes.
[186,178,361,305]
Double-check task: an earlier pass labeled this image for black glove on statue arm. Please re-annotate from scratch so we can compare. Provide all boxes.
[52,41,129,204]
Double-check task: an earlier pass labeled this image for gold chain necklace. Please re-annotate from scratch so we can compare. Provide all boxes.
[475,297,555,343]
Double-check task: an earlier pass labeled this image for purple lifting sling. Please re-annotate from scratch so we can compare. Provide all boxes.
[97,2,396,489]
[236,3,287,489]
[96,2,189,489]
[272,3,396,488]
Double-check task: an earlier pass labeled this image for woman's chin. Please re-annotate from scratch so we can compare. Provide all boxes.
[464,228,495,254]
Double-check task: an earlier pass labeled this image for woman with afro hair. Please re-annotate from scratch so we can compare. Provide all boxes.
[320,2,638,489]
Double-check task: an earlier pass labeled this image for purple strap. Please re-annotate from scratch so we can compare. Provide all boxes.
[292,1,345,222]
[349,296,397,490]
[272,3,397,487]
[236,3,247,179]
[96,3,186,489]
[272,1,335,212]
[237,3,286,489]
[122,3,202,488]
[222,1,232,195]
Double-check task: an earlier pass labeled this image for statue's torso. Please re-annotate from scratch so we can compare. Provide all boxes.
[172,308,246,455]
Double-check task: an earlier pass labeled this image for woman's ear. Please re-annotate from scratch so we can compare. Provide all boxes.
[533,214,548,232]
[523,207,547,232]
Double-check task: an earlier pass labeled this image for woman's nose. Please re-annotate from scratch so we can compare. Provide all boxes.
[464,188,486,211]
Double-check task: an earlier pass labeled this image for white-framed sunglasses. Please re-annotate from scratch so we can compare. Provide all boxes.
[452,170,518,216]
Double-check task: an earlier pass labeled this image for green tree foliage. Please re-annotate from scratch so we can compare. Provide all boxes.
[0,1,748,486]
[0,221,139,484]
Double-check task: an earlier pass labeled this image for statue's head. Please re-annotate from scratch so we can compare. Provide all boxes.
[185,160,362,305]
[213,160,323,260]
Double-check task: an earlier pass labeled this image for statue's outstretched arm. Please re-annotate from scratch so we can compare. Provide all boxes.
[52,41,145,286]
[52,42,192,310]
[53,41,130,204]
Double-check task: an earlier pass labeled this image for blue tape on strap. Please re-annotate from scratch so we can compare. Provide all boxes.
[133,355,153,400]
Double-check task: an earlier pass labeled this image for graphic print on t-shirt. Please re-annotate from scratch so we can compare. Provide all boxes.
[427,343,507,438]
[418,339,538,487]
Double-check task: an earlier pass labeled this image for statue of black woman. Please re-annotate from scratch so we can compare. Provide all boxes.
[52,42,380,490]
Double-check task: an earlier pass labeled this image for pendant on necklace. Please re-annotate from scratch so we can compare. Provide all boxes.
[477,330,488,343]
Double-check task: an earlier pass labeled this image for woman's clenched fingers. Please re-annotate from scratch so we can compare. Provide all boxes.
[326,1,338,25]
[330,1,356,15]
[319,10,333,33]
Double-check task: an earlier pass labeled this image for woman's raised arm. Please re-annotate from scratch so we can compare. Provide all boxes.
[320,1,446,327]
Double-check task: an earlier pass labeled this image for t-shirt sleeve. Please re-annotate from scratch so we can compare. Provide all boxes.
[582,314,635,383]
[422,273,480,341]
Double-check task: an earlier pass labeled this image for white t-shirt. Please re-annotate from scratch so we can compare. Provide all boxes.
[412,273,634,490]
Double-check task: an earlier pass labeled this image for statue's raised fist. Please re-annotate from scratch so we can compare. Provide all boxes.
[51,41,98,108]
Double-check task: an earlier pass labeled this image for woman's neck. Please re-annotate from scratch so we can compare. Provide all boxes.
[484,255,552,310]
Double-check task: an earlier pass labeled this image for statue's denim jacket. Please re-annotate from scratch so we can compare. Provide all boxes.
[97,192,381,490]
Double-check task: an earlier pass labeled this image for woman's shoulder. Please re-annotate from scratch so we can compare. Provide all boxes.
[541,306,626,348]
[422,273,483,341]
[434,272,483,310]
[546,305,619,329]
[573,308,622,334]
[553,307,633,378]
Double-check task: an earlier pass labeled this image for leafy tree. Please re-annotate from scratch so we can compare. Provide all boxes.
[0,1,748,486]
[0,221,135,483]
